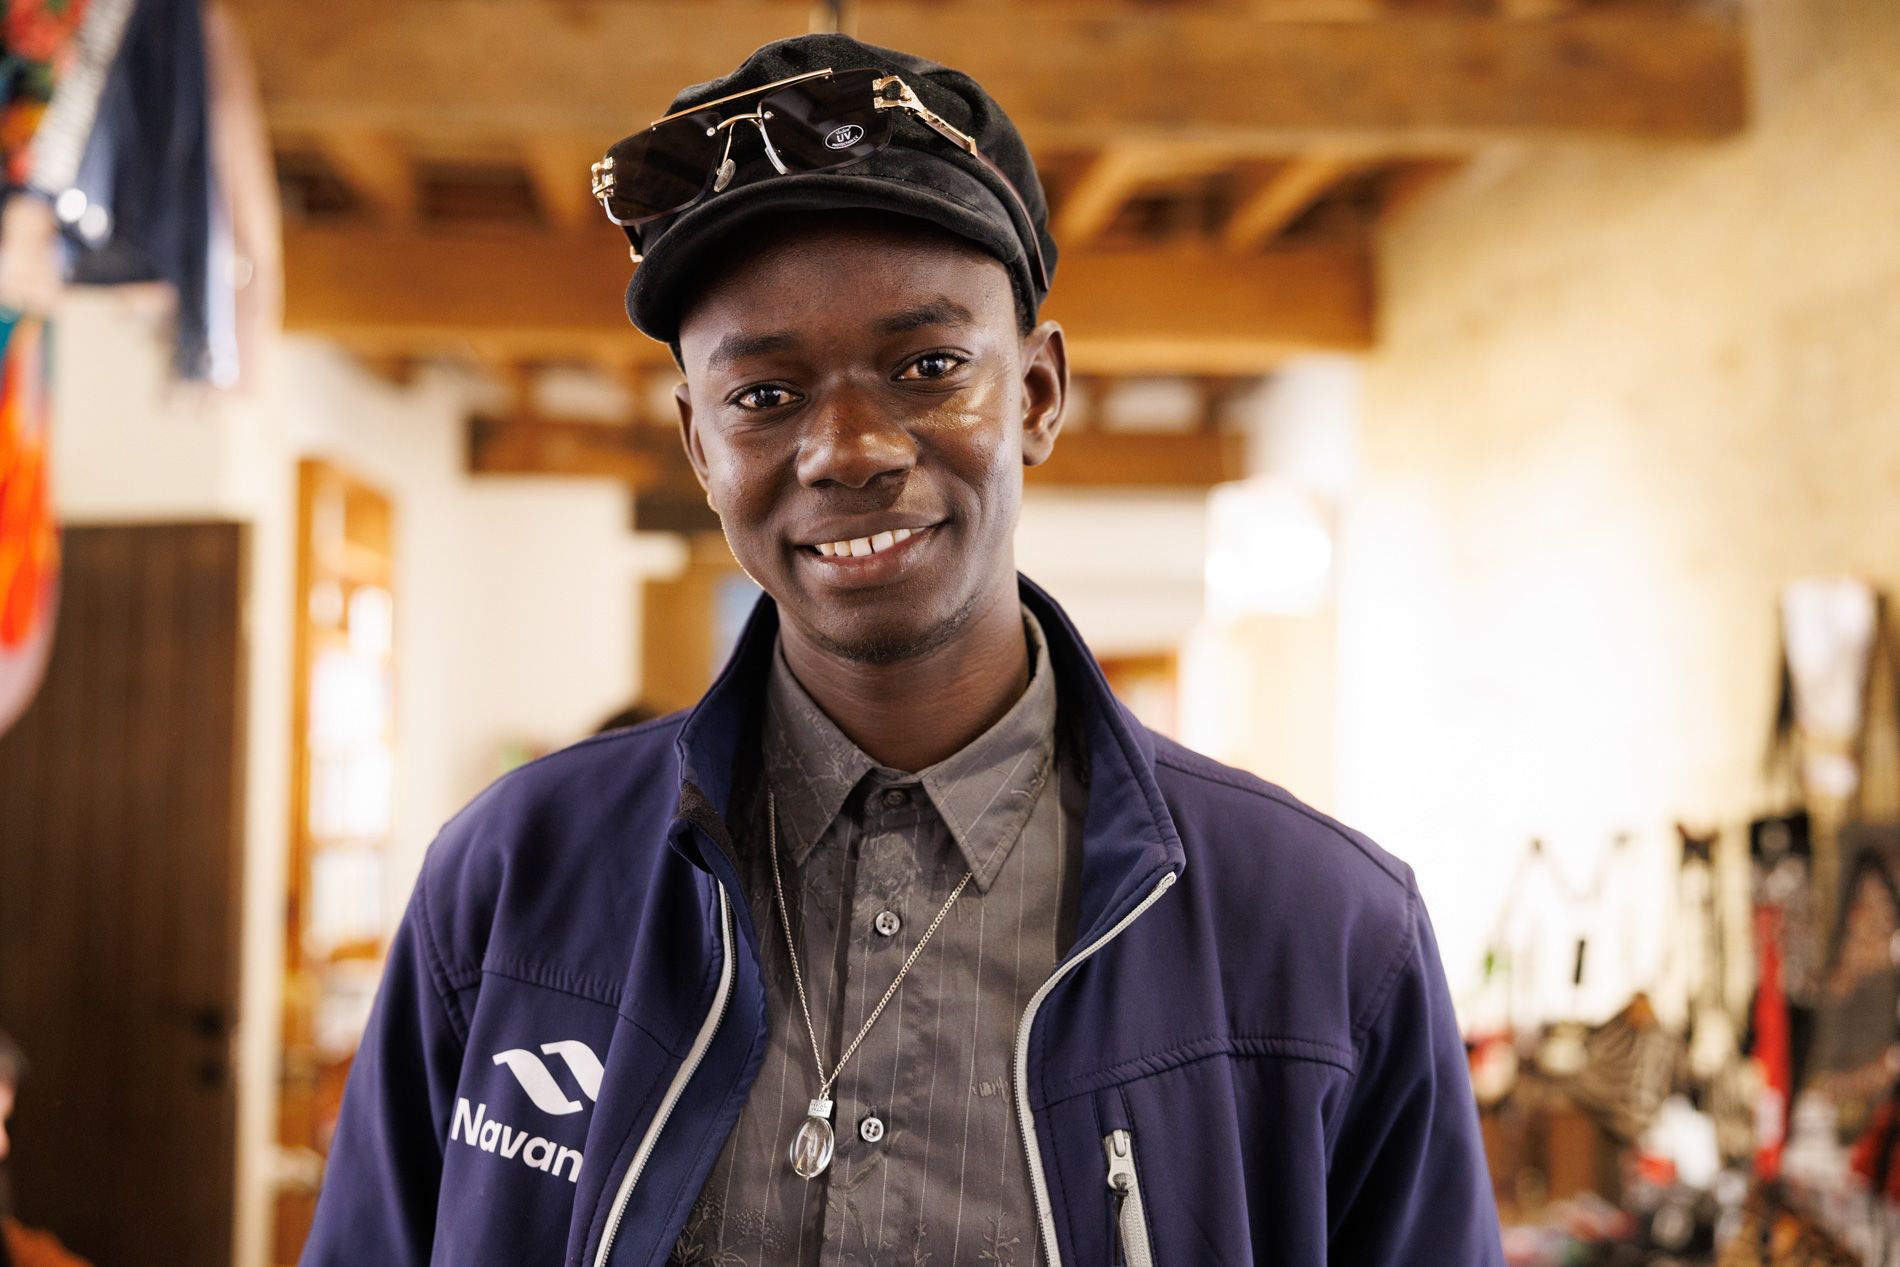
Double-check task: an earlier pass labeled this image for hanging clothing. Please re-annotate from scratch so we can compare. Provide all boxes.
[60,0,222,380]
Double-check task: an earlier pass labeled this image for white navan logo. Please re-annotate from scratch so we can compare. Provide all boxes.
[824,123,864,150]
[449,1039,603,1184]
[492,1040,604,1115]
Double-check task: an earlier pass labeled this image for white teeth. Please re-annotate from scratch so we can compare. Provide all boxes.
[814,527,923,558]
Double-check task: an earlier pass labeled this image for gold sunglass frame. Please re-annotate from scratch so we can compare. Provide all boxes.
[590,68,1046,291]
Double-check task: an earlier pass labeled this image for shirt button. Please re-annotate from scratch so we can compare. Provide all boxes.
[859,1114,885,1143]
[881,787,909,808]
[874,910,901,938]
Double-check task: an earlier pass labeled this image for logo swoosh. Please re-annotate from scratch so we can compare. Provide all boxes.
[540,1040,604,1102]
[491,1049,583,1115]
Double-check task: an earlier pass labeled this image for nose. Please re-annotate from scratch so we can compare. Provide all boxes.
[795,391,918,491]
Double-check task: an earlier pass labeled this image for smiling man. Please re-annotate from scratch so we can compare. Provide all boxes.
[303,34,1503,1267]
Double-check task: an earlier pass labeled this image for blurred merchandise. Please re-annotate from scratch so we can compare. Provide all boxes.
[1483,589,1900,1266]
[1716,1184,1862,1267]
[1811,829,1900,1143]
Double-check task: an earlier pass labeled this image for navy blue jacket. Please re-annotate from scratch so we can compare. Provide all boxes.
[303,575,1505,1266]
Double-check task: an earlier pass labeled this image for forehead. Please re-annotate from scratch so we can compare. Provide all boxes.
[676,212,1016,359]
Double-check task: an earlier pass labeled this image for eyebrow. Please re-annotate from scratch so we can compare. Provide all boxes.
[703,297,980,372]
[873,298,977,334]
[707,330,800,373]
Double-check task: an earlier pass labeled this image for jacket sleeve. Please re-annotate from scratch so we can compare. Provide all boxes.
[301,876,468,1266]
[1325,879,1505,1266]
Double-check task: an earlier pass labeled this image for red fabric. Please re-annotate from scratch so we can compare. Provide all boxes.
[1754,904,1792,1179]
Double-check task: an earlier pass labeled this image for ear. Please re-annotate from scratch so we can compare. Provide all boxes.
[675,380,716,506]
[1019,320,1067,468]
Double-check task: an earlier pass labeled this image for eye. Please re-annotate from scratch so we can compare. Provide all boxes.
[896,351,967,382]
[732,383,799,411]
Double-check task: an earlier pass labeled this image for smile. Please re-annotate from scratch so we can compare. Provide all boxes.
[815,527,913,557]
[795,523,939,586]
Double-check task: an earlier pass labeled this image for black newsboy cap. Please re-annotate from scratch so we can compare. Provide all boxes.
[619,34,1058,345]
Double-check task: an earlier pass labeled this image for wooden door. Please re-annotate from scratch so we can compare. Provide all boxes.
[0,522,247,1267]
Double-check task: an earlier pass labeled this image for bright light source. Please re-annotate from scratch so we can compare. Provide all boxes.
[1204,478,1334,618]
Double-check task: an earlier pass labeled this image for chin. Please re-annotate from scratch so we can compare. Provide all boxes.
[796,587,984,667]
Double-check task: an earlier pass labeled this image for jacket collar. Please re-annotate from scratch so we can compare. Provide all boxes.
[669,573,1186,949]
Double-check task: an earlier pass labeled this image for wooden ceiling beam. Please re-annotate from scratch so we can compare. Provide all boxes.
[315,129,417,223]
[469,414,1246,492]
[237,2,1748,149]
[1054,146,1154,248]
[283,226,1373,375]
[1223,153,1359,252]
[1053,143,1233,247]
[522,137,606,231]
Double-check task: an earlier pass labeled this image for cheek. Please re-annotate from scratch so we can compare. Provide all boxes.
[942,394,1025,521]
[703,435,780,511]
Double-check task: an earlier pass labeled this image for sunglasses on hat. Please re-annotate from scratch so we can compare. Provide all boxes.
[591,67,1049,291]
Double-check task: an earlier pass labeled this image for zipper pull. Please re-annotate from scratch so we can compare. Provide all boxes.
[1102,1129,1155,1267]
[1104,1128,1137,1193]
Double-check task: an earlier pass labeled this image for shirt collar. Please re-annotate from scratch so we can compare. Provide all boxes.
[762,602,1058,893]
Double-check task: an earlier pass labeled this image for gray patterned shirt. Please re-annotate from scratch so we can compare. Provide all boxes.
[668,602,1084,1267]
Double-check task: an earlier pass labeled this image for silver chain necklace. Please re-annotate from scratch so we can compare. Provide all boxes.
[767,786,972,1179]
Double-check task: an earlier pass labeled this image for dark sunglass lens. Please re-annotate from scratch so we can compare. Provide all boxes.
[758,68,894,172]
[603,110,724,223]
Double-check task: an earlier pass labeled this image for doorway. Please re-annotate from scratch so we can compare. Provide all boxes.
[0,521,248,1267]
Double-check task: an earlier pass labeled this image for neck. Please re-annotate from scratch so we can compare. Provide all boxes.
[778,577,1030,773]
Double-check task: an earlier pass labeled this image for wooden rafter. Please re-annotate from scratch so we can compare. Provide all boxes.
[236,2,1748,149]
[1054,146,1155,247]
[1223,154,1360,252]
[283,227,1373,374]
[314,129,416,223]
[521,137,605,231]
[1054,142,1247,246]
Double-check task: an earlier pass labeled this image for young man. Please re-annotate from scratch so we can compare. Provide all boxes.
[304,35,1504,1267]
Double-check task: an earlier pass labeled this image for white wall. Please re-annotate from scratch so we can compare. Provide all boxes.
[1336,0,1900,1023]
[51,294,641,1267]
[1015,490,1207,657]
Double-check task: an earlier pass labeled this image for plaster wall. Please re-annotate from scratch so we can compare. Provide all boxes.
[1337,0,1900,1018]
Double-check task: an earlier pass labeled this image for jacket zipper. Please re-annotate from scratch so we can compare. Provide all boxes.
[1013,869,1176,1267]
[593,882,735,1267]
[1103,1128,1155,1267]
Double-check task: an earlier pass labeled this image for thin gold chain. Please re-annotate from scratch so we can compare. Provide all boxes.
[767,787,972,1103]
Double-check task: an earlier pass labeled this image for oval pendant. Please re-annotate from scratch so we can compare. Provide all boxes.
[790,1114,835,1179]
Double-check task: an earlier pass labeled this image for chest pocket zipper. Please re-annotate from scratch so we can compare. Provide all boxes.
[1103,1128,1156,1267]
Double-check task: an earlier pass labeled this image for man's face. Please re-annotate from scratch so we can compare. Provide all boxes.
[0,1079,12,1162]
[676,212,1064,664]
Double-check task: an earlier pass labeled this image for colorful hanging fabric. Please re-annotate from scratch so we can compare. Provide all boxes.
[1754,903,1793,1181]
[0,308,56,736]
[1,0,90,184]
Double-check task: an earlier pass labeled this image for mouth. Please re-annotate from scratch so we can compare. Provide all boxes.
[793,523,941,587]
